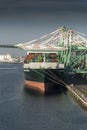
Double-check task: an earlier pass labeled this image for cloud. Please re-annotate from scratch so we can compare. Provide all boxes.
[0,0,87,13]
[0,0,87,45]
[0,0,87,25]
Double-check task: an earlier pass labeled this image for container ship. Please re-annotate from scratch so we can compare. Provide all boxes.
[16,26,87,94]
[24,51,65,94]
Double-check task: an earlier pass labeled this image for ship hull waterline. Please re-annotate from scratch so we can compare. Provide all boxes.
[24,68,66,94]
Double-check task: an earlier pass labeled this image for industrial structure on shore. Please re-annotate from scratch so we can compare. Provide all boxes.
[16,26,87,75]
[0,53,24,63]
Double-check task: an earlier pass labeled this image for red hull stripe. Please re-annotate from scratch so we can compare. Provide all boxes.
[25,80,45,93]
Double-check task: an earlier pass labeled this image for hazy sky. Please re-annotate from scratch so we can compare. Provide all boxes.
[0,0,87,46]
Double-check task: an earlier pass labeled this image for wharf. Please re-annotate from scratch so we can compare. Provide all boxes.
[67,85,87,110]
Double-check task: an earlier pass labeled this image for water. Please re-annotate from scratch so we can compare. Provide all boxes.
[0,63,87,130]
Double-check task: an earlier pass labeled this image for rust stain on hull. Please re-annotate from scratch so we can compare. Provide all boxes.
[25,80,45,94]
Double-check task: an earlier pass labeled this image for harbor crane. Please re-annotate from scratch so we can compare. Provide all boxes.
[0,26,87,78]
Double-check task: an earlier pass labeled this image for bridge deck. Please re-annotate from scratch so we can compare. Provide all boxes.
[0,45,18,48]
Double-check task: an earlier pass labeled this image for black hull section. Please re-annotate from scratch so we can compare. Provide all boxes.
[24,69,66,94]
[65,73,87,86]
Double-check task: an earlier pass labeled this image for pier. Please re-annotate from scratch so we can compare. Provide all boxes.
[66,85,87,109]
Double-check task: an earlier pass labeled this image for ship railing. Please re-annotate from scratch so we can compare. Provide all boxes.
[24,62,64,69]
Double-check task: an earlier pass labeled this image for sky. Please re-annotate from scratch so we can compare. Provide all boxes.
[0,0,87,55]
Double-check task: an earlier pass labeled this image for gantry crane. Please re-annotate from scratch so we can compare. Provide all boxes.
[0,26,87,78]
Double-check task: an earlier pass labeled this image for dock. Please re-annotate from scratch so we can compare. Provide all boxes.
[67,84,87,110]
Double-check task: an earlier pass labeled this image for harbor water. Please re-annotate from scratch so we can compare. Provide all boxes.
[0,63,87,130]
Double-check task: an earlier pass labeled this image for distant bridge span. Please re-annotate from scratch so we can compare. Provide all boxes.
[0,45,21,49]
